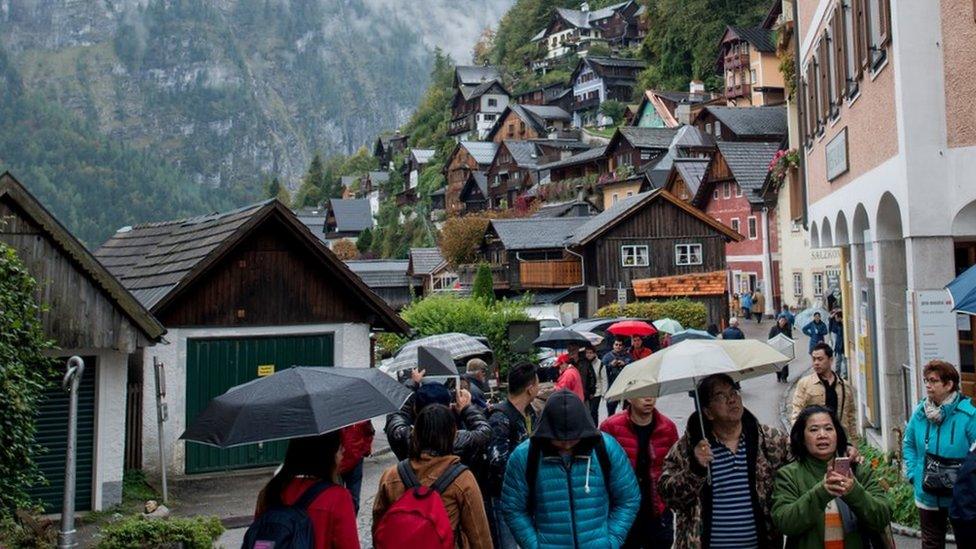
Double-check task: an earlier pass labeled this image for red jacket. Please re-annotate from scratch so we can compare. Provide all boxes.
[277,478,360,549]
[630,346,652,361]
[554,366,584,401]
[339,421,374,473]
[599,409,678,517]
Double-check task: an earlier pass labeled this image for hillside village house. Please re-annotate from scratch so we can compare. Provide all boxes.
[530,1,645,68]
[459,171,490,213]
[373,133,409,170]
[693,140,783,316]
[345,259,414,310]
[407,247,459,296]
[664,157,711,203]
[399,148,436,207]
[449,65,508,141]
[604,126,678,174]
[467,189,741,321]
[323,198,373,246]
[514,82,574,113]
[1,173,166,512]
[795,0,976,450]
[487,103,573,143]
[716,25,784,107]
[95,200,407,477]
[540,145,608,183]
[693,105,788,143]
[630,86,716,129]
[570,56,646,127]
[485,140,549,208]
[444,141,497,214]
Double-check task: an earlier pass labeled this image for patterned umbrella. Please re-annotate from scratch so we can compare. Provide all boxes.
[607,320,658,337]
[384,333,490,373]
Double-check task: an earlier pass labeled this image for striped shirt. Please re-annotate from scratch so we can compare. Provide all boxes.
[708,436,758,548]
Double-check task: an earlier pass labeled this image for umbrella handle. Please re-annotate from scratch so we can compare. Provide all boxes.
[692,379,712,485]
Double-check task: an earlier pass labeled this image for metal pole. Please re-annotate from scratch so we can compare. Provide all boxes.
[153,357,169,504]
[58,356,85,549]
[691,377,711,485]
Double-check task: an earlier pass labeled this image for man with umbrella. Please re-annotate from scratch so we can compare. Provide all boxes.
[601,338,632,416]
[659,374,789,549]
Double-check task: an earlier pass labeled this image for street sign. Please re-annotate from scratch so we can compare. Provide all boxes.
[617,287,627,308]
[257,364,275,377]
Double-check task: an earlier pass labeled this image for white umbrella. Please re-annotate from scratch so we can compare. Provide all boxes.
[766,333,796,364]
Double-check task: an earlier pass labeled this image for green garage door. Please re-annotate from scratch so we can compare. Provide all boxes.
[185,334,334,474]
[29,358,96,512]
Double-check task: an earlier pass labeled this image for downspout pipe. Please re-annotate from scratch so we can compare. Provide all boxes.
[790,0,809,230]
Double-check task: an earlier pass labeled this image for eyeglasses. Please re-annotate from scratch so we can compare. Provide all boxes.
[710,388,741,404]
[924,377,944,386]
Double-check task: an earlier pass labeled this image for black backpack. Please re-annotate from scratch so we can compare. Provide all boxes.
[242,480,333,549]
[525,437,612,513]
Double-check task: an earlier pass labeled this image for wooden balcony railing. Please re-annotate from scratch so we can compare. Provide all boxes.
[519,259,583,288]
[458,263,510,289]
[448,114,473,135]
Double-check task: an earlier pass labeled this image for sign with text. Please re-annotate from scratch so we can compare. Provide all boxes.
[257,364,275,377]
[864,231,876,279]
[826,127,849,181]
[907,290,960,395]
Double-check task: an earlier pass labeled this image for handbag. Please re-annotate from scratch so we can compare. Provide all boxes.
[922,452,963,497]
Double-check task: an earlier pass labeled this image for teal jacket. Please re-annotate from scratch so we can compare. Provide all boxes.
[903,394,976,508]
[499,433,639,548]
[771,457,891,549]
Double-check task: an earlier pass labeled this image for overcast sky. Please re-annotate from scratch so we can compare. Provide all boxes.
[365,0,514,63]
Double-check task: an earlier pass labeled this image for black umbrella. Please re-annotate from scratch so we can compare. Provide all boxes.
[533,329,591,349]
[417,346,459,376]
[181,367,411,448]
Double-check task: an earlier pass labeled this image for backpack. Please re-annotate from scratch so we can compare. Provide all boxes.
[242,480,333,549]
[525,437,612,513]
[374,459,469,549]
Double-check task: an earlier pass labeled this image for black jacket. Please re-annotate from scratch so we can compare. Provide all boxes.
[486,399,536,496]
[384,391,492,465]
[578,357,598,400]
[768,323,793,339]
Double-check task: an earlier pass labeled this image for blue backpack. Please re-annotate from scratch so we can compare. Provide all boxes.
[242,480,333,549]
[951,446,976,523]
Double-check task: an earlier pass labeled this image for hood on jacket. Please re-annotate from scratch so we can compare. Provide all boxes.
[533,389,599,443]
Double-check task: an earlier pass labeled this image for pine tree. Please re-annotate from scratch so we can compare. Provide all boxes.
[265,177,290,206]
[472,263,495,304]
[357,228,373,253]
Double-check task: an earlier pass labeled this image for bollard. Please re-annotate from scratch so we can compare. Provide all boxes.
[58,356,85,549]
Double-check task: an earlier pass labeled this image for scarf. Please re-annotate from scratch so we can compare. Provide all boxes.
[824,499,845,549]
[924,391,960,424]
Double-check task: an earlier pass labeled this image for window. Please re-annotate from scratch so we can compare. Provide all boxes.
[723,182,731,198]
[731,218,740,234]
[793,272,804,296]
[813,272,825,296]
[705,123,713,134]
[519,121,526,133]
[734,183,742,197]
[621,245,649,267]
[640,151,651,160]
[626,191,634,198]
[844,0,859,96]
[675,244,703,266]
[713,189,719,200]
[483,114,496,122]
[714,121,721,138]
[488,98,497,107]
[612,193,619,205]
[750,69,757,84]
[747,216,758,239]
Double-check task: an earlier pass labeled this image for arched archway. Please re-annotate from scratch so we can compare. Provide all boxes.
[834,211,850,247]
[810,220,821,248]
[820,217,834,248]
[852,204,870,244]
[877,192,904,241]
[952,199,976,238]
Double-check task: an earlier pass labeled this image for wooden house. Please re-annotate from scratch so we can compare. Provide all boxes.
[486,141,545,208]
[449,80,510,140]
[692,105,787,142]
[95,199,407,478]
[323,198,373,245]
[664,158,711,202]
[716,21,784,107]
[408,247,459,296]
[373,133,409,170]
[604,126,678,174]
[540,145,609,183]
[345,260,414,310]
[459,171,490,212]
[0,173,165,512]
[570,56,647,127]
[486,104,572,143]
[467,188,741,320]
[514,82,574,113]
[692,140,783,314]
[399,148,436,207]
[631,88,717,128]
[443,141,497,214]
[531,1,644,63]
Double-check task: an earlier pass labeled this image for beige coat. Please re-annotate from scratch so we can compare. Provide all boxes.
[791,372,858,441]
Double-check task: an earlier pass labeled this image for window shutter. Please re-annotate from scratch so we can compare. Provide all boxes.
[855,0,871,71]
[818,39,830,124]
[850,0,864,81]
[807,62,817,137]
[878,0,892,47]
[833,8,847,101]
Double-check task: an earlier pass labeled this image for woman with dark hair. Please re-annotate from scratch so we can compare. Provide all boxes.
[772,406,891,548]
[903,359,976,548]
[373,404,492,549]
[253,432,359,548]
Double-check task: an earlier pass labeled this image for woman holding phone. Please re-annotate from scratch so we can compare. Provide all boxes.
[771,406,891,548]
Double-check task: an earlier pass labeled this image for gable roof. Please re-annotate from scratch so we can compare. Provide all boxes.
[724,26,775,53]
[570,189,743,246]
[610,126,680,152]
[368,171,390,183]
[293,207,328,244]
[344,259,411,288]
[503,140,543,169]
[699,106,787,140]
[487,104,572,141]
[455,65,501,87]
[532,199,600,218]
[340,175,357,188]
[452,141,498,167]
[552,1,633,30]
[461,171,488,200]
[458,79,508,102]
[328,199,373,233]
[410,149,437,165]
[488,217,591,251]
[95,199,408,332]
[408,247,447,276]
[0,172,165,342]
[571,56,647,85]
[669,158,710,198]
[538,145,607,170]
[696,141,781,206]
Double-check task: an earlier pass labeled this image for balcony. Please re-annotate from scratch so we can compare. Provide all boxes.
[723,51,750,70]
[519,259,583,289]
[572,97,600,111]
[725,83,752,99]
[458,263,510,290]
[448,114,473,136]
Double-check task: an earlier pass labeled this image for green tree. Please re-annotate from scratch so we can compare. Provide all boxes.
[599,100,627,126]
[0,244,55,516]
[472,263,496,304]
[265,177,290,206]
[339,146,378,177]
[356,228,373,253]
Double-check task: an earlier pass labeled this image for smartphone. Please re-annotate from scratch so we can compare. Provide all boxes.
[833,457,852,477]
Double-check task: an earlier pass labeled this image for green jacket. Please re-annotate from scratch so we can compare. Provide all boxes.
[771,457,891,549]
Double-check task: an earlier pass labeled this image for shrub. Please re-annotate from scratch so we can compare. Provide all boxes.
[331,239,359,260]
[96,516,223,549]
[471,263,495,304]
[594,299,707,329]
[0,244,56,517]
[399,294,532,378]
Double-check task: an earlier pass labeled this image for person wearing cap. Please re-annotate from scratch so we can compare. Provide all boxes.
[384,381,492,469]
[553,353,585,401]
[721,317,746,340]
[500,390,640,548]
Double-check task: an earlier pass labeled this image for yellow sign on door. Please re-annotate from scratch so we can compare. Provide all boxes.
[257,364,275,377]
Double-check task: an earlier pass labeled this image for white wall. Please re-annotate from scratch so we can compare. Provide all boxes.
[140,323,371,478]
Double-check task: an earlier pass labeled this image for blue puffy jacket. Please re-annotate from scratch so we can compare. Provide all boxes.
[903,394,976,509]
[499,432,639,548]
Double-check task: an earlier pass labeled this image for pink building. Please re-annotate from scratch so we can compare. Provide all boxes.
[693,141,783,316]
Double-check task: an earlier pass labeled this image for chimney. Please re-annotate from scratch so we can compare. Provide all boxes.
[689,80,705,94]
[676,104,692,125]
[580,2,590,11]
